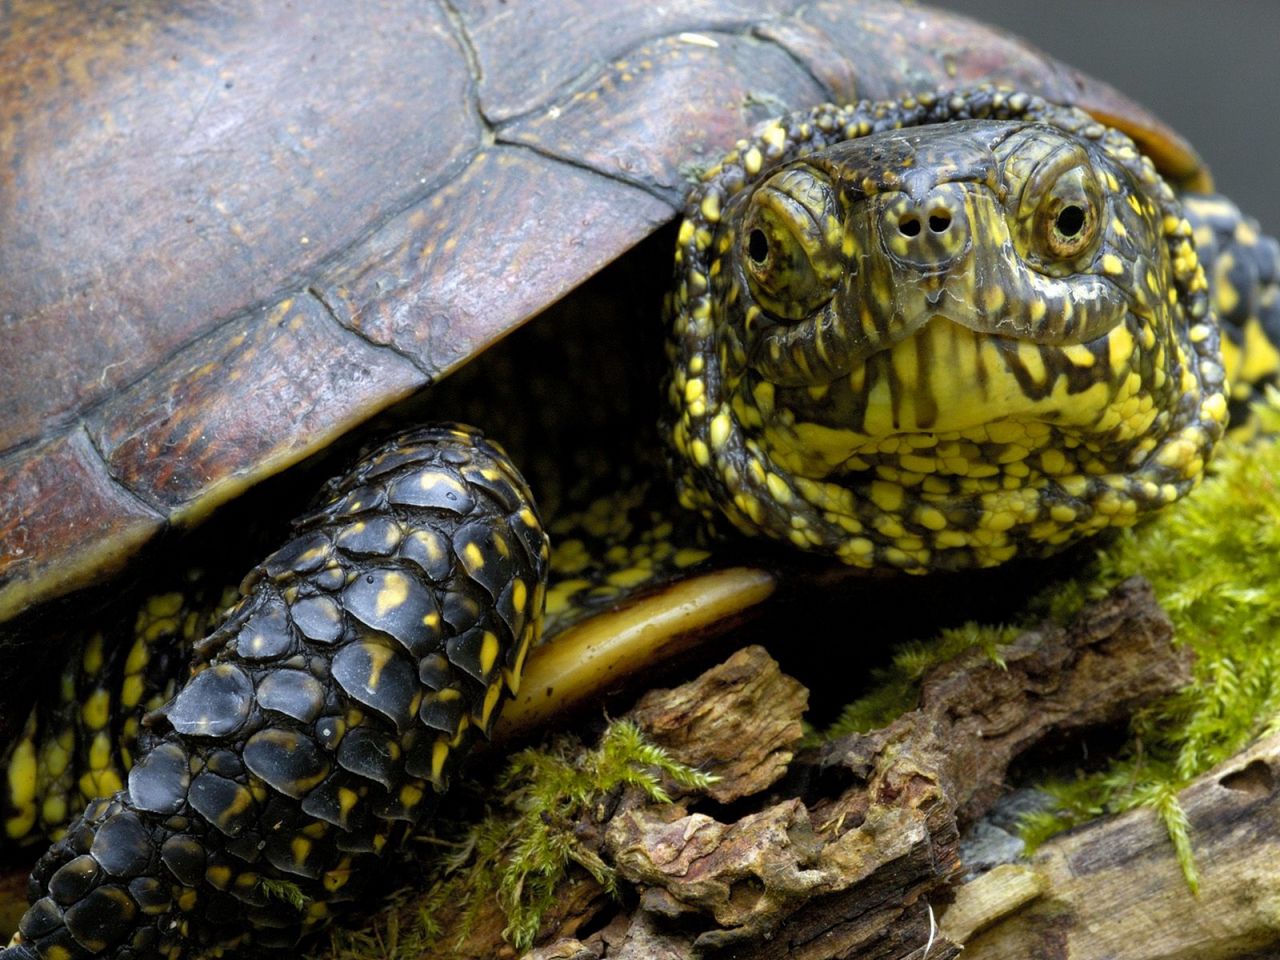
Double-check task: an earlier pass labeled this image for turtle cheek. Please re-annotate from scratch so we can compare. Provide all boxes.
[743,211,887,390]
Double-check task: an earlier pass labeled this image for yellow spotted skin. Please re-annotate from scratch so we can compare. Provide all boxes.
[667,88,1229,572]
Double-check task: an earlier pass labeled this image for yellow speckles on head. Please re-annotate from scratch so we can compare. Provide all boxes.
[1106,325,1136,377]
[606,565,655,589]
[673,547,711,568]
[744,146,763,176]
[699,192,721,223]
[1101,253,1125,277]
[551,540,590,577]
[545,578,590,617]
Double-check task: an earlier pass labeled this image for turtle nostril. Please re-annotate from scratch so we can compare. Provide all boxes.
[899,215,922,238]
[928,211,952,233]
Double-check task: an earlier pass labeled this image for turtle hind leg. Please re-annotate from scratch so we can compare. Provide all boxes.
[1183,193,1280,419]
[2,424,548,960]
[2,583,229,852]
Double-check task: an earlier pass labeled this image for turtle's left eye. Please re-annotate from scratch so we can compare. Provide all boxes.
[1031,164,1103,265]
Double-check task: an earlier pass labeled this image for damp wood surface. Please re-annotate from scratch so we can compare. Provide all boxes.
[948,728,1280,959]
[360,576,1280,959]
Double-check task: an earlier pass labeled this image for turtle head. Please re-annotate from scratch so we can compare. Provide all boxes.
[666,89,1228,571]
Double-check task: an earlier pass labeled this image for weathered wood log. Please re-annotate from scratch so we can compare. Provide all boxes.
[943,730,1280,958]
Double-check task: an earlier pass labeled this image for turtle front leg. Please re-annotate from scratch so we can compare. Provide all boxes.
[2,425,548,960]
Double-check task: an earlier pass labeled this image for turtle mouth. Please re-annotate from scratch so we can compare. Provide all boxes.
[758,311,1146,481]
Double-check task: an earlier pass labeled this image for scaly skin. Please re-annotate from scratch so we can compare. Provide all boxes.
[9,88,1280,959]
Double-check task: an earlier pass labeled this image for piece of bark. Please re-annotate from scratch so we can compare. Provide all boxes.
[528,577,1188,960]
[627,645,809,803]
[814,575,1189,830]
[943,731,1280,958]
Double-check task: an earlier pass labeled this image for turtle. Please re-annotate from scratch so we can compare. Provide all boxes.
[1,2,1279,958]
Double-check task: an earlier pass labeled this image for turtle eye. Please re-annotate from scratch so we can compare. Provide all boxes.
[1034,165,1103,263]
[740,167,841,321]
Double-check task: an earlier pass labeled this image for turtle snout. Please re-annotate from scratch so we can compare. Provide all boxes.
[880,184,972,273]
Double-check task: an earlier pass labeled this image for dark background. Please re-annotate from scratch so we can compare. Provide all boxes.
[930,0,1280,233]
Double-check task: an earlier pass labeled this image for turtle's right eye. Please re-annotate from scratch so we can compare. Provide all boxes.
[740,167,842,321]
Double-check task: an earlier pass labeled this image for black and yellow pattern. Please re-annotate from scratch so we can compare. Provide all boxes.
[667,88,1228,572]
[1183,193,1280,407]
[3,426,547,959]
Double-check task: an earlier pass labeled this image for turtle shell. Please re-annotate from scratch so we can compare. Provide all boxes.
[0,0,1207,628]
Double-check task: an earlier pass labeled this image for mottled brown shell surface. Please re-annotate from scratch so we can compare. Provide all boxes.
[0,0,1206,626]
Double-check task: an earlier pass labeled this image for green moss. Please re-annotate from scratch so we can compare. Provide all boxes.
[820,621,1018,740]
[325,719,714,959]
[1015,401,1280,884]
[259,877,308,912]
